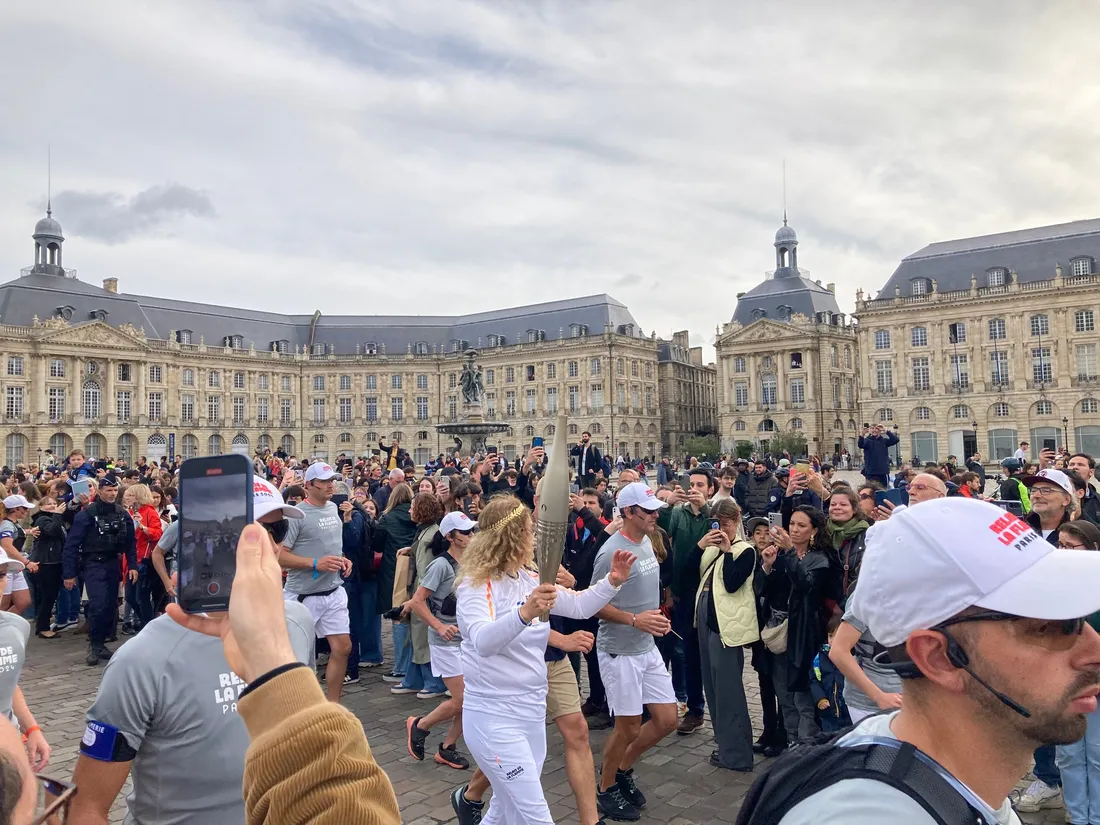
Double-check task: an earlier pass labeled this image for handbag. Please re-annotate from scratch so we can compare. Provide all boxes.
[761,608,789,654]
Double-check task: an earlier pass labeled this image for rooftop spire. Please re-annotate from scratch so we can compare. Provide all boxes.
[782,158,787,226]
[46,144,51,218]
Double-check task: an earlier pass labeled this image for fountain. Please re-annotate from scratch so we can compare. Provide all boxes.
[435,349,510,454]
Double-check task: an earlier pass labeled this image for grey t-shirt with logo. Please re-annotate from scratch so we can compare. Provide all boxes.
[593,530,661,656]
[841,608,903,713]
[82,607,314,825]
[0,613,29,724]
[282,500,344,595]
[421,554,461,648]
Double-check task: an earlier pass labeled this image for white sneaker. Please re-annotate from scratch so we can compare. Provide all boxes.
[1014,779,1064,812]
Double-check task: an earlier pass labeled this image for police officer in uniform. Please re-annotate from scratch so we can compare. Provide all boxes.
[62,476,137,666]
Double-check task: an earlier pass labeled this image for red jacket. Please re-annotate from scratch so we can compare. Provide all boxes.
[132,504,164,563]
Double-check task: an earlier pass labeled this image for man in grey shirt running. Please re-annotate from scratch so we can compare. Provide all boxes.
[591,482,678,822]
[278,462,353,702]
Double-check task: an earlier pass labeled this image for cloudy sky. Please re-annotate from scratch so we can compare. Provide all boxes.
[1,0,1097,358]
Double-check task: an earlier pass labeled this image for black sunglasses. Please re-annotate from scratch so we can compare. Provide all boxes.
[937,610,1086,651]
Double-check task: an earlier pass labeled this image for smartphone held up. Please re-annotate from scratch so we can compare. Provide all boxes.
[177,454,253,614]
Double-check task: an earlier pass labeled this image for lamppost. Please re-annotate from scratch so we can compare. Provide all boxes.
[971,420,978,460]
[1063,416,1070,451]
[892,423,901,467]
[36,447,42,467]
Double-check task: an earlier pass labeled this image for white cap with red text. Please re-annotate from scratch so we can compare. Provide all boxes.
[303,462,337,483]
[848,497,1100,648]
[1021,468,1074,496]
[616,482,667,511]
[253,476,305,521]
[440,511,477,535]
[1,495,32,511]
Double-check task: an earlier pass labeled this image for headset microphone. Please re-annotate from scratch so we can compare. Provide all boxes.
[958,663,1031,718]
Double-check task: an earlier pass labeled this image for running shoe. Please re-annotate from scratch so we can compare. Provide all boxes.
[451,784,484,825]
[435,743,469,770]
[391,685,418,695]
[406,716,428,760]
[596,786,640,822]
[616,768,647,809]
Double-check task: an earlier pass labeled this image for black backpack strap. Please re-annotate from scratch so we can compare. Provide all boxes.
[736,740,986,825]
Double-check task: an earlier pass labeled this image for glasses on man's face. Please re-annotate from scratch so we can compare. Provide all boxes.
[1029,486,1063,498]
[937,610,1086,652]
[908,483,944,497]
[34,773,76,824]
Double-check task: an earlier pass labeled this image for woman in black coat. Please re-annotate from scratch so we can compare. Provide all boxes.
[371,483,417,678]
[29,498,67,639]
[760,504,830,742]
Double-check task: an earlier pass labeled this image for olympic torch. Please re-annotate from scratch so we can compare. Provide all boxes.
[535,412,570,620]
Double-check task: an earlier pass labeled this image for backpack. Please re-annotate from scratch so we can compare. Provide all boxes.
[734,726,985,825]
[428,553,460,618]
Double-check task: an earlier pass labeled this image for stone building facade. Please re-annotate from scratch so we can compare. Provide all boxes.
[854,218,1100,464]
[0,212,663,468]
[715,221,860,459]
[656,330,718,459]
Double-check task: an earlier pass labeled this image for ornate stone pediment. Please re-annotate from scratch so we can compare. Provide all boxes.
[37,321,147,350]
[720,318,816,345]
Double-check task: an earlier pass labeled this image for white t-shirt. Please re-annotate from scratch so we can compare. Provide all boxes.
[1013,448,1027,461]
[778,713,1020,825]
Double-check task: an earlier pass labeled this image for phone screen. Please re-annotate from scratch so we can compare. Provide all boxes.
[1043,439,1057,452]
[331,493,349,508]
[531,437,544,448]
[178,455,253,613]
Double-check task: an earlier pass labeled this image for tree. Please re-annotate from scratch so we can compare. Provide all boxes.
[683,435,720,461]
[767,430,808,459]
[735,440,754,459]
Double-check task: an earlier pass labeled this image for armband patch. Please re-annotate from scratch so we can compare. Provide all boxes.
[80,720,137,762]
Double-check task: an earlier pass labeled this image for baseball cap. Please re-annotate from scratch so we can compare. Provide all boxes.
[1,495,31,511]
[303,463,336,483]
[848,498,1100,648]
[616,482,667,511]
[1022,468,1073,496]
[0,548,24,574]
[253,476,304,521]
[440,511,477,535]
[778,459,791,468]
[745,516,771,534]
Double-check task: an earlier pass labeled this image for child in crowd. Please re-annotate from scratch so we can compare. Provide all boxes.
[810,615,851,733]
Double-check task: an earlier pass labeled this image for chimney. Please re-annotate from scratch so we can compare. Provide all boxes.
[826,282,835,293]
[103,278,118,293]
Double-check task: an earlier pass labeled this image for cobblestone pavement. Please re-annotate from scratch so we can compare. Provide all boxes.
[22,623,1068,824]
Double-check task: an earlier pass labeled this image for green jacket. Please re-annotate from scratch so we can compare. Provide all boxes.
[658,502,712,598]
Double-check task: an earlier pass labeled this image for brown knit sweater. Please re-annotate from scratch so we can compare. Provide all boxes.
[239,666,402,825]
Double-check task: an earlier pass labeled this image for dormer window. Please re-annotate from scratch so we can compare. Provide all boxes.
[89,309,108,321]
[776,304,793,321]
[910,278,931,296]
[1072,257,1094,278]
[311,342,326,356]
[526,329,545,343]
[225,335,244,349]
[987,268,1006,287]
[450,339,468,353]
[360,342,377,356]
[271,340,289,354]
[177,330,192,345]
[751,308,767,320]
[569,324,588,338]
[618,323,634,336]
[414,341,428,356]
[54,305,74,321]
[487,334,505,347]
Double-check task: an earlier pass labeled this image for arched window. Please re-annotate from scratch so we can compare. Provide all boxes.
[834,418,843,430]
[524,426,534,437]
[994,403,1010,418]
[877,408,894,422]
[208,434,224,455]
[789,418,804,430]
[591,423,602,434]
[117,434,136,463]
[735,420,746,432]
[181,434,198,460]
[339,432,353,444]
[4,434,25,467]
[951,404,971,420]
[84,433,106,459]
[231,434,250,455]
[49,433,71,456]
[759,419,776,432]
[258,434,272,454]
[915,407,932,421]
[281,435,295,455]
[82,380,101,419]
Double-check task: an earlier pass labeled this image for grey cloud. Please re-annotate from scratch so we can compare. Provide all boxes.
[614,273,641,287]
[43,184,214,244]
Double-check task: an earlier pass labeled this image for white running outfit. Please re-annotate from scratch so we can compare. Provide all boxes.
[457,569,619,825]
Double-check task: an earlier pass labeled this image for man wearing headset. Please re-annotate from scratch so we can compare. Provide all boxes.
[754,498,1100,825]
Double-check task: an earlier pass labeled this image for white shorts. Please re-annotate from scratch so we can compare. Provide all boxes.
[284,587,350,638]
[429,644,463,679]
[598,647,677,717]
[7,572,27,593]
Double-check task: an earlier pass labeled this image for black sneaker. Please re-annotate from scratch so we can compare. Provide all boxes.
[596,786,640,822]
[85,645,99,667]
[406,716,428,760]
[121,623,135,636]
[96,645,113,661]
[451,784,484,825]
[616,768,646,809]
[434,744,470,770]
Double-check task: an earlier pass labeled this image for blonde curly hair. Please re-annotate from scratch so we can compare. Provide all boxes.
[459,495,533,586]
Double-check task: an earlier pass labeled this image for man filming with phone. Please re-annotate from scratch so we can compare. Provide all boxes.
[278,462,354,702]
